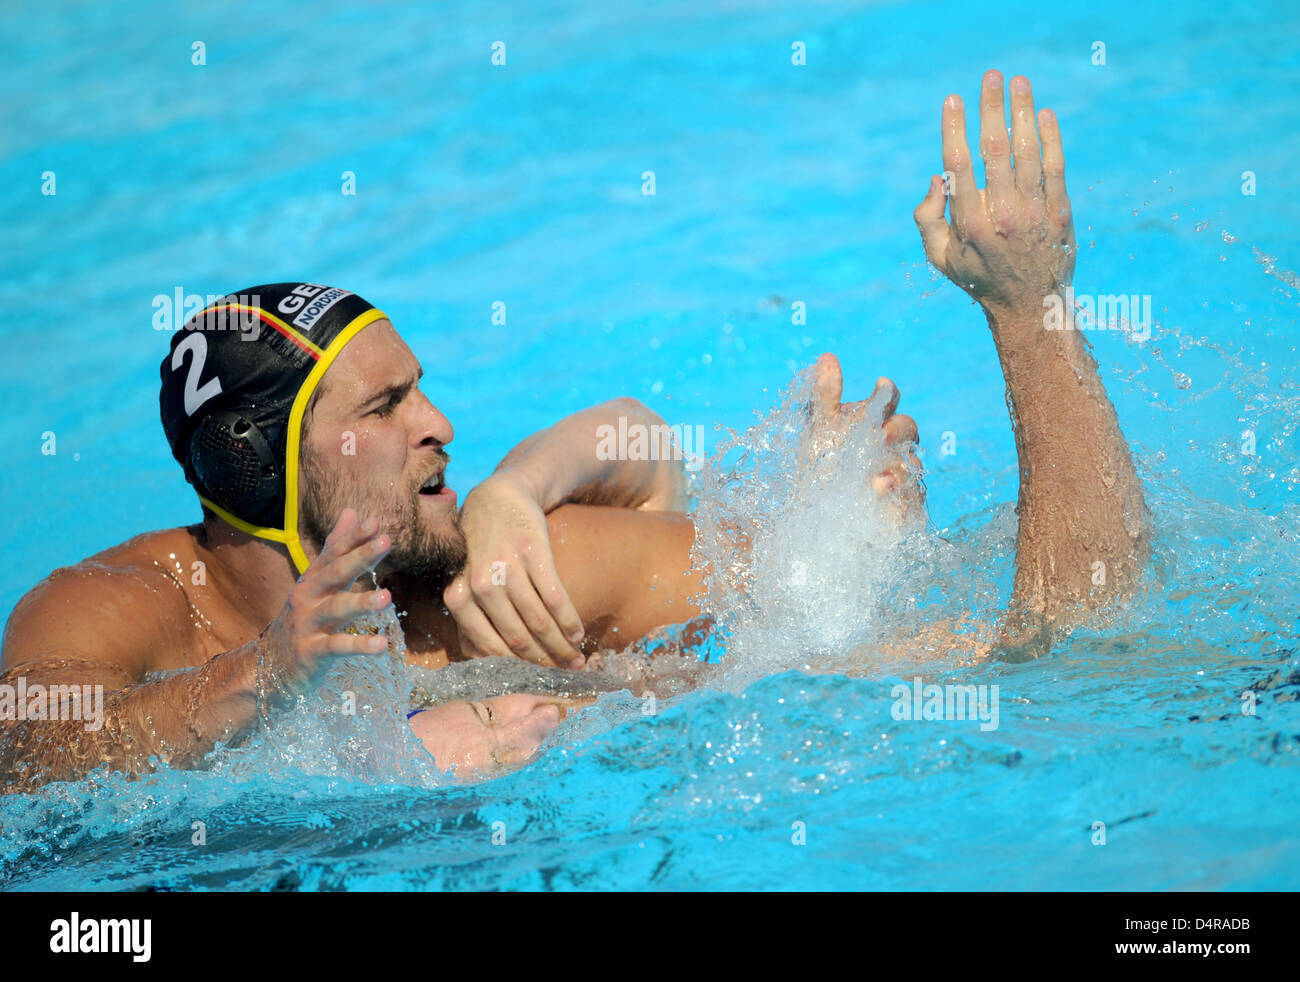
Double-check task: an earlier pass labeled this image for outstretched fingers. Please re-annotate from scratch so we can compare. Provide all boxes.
[979,70,1013,199]
[1039,107,1069,224]
[317,509,368,567]
[315,523,391,595]
[315,584,392,633]
[314,628,389,658]
[297,509,394,651]
[1009,75,1043,200]
[810,352,844,421]
[941,94,980,233]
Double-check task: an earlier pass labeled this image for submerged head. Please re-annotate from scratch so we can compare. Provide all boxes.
[159,283,468,584]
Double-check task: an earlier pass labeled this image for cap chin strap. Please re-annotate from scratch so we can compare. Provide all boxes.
[200,307,389,575]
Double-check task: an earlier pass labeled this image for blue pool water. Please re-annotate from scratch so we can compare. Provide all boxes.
[2,0,1299,889]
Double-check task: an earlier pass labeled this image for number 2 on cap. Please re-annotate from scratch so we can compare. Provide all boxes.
[173,332,223,416]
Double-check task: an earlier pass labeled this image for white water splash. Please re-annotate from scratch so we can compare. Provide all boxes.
[206,601,444,788]
[688,366,977,685]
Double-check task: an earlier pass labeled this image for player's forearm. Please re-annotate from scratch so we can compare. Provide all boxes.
[986,303,1148,634]
[0,639,275,792]
[492,397,686,512]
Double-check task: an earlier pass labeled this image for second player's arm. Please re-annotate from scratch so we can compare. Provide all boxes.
[446,398,688,666]
[914,71,1148,657]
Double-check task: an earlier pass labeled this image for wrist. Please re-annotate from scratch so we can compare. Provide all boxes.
[477,467,550,511]
[154,645,264,761]
[981,292,1077,340]
[228,631,299,717]
[978,277,1073,324]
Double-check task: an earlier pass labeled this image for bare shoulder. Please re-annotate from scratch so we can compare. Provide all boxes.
[1,527,200,678]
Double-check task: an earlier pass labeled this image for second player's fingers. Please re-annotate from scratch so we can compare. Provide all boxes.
[1009,75,1043,199]
[941,94,980,230]
[510,576,584,668]
[451,602,516,660]
[478,588,559,667]
[1039,107,1070,225]
[456,627,486,660]
[979,69,1013,199]
[871,377,901,422]
[529,558,586,649]
[913,174,952,269]
[884,412,918,444]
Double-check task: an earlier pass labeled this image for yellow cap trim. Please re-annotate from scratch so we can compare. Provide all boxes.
[198,495,292,544]
[282,307,390,573]
[197,307,388,575]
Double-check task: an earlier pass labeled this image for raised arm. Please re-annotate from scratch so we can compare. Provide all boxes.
[446,397,687,667]
[912,71,1148,656]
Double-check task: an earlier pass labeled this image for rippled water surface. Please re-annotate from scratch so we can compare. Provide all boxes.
[1,0,1298,889]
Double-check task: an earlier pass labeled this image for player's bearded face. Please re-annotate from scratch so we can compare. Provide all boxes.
[300,443,468,584]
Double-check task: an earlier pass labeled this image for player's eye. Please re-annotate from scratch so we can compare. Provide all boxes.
[371,396,399,418]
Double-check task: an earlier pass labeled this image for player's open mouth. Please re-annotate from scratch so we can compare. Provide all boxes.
[418,470,456,503]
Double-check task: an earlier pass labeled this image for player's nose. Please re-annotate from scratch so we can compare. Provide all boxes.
[411,388,453,447]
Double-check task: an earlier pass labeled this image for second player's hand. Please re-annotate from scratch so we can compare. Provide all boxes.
[913,70,1075,320]
[806,352,923,505]
[443,477,586,669]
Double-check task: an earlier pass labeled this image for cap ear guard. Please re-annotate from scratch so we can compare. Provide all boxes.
[190,409,283,528]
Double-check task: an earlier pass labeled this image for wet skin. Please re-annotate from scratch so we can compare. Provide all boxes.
[0,69,1144,789]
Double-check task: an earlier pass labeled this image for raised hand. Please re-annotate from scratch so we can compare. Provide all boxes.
[806,352,924,511]
[261,507,395,693]
[910,72,1148,651]
[913,70,1075,319]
